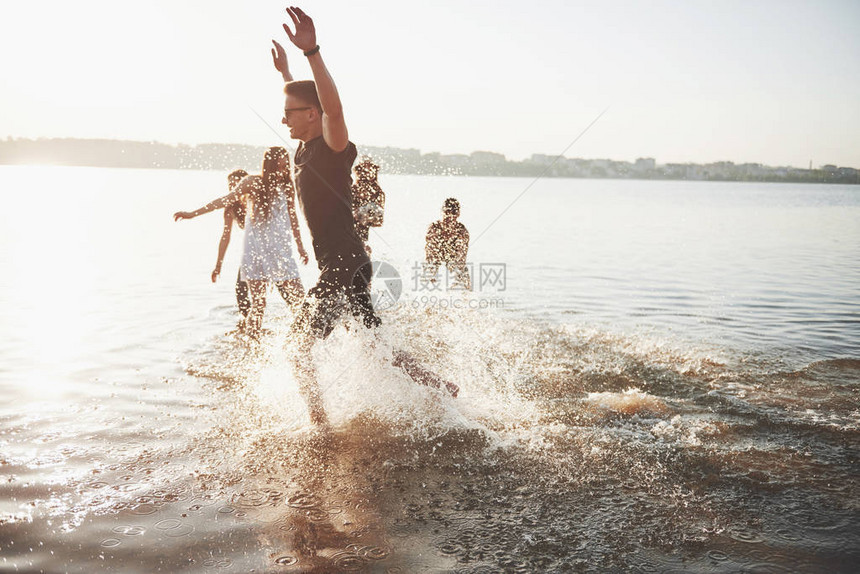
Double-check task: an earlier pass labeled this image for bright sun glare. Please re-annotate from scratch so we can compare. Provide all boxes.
[3,167,102,396]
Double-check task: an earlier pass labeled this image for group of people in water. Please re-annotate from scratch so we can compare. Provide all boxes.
[174,7,465,425]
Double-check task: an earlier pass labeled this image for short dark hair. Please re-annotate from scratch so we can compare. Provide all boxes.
[228,169,248,181]
[284,80,321,111]
[443,197,460,216]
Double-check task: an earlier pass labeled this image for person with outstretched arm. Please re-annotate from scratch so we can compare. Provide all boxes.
[174,148,308,338]
[207,169,254,324]
[274,7,458,427]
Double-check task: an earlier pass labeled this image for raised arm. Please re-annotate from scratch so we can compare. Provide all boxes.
[282,6,349,152]
[271,40,294,83]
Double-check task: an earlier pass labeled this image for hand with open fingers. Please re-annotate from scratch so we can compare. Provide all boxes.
[271,39,290,79]
[283,6,317,52]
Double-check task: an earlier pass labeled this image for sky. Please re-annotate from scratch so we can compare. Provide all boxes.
[1,0,858,168]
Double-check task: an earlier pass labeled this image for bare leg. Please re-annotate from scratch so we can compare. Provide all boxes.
[246,280,268,339]
[290,298,331,427]
[392,350,459,397]
[235,270,251,318]
[293,335,330,427]
[276,278,305,314]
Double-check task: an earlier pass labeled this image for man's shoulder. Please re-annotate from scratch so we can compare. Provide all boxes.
[297,139,356,172]
[426,220,443,237]
[306,136,356,155]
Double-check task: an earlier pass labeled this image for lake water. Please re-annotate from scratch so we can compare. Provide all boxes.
[0,165,858,573]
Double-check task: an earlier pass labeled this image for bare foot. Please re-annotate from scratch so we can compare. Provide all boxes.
[392,351,459,397]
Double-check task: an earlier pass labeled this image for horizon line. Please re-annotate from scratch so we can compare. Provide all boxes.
[0,135,856,172]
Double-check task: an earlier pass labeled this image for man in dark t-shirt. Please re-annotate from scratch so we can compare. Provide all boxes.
[292,134,380,338]
[275,8,457,426]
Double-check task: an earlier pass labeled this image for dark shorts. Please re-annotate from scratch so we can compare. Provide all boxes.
[355,223,370,243]
[293,253,381,340]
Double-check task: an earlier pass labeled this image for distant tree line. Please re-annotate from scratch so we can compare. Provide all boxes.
[0,138,264,171]
[1,137,857,184]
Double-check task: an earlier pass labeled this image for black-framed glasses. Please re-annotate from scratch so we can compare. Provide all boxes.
[283,106,312,117]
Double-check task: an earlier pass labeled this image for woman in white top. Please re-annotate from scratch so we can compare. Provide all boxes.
[174,147,308,338]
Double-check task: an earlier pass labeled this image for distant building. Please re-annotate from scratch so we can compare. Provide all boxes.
[528,154,556,166]
[470,151,506,164]
[440,154,470,168]
[737,163,767,178]
[634,157,656,172]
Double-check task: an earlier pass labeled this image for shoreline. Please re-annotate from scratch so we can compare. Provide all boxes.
[1,137,858,185]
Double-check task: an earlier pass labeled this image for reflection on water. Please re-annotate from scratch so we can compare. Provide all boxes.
[0,167,858,572]
[3,312,858,572]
